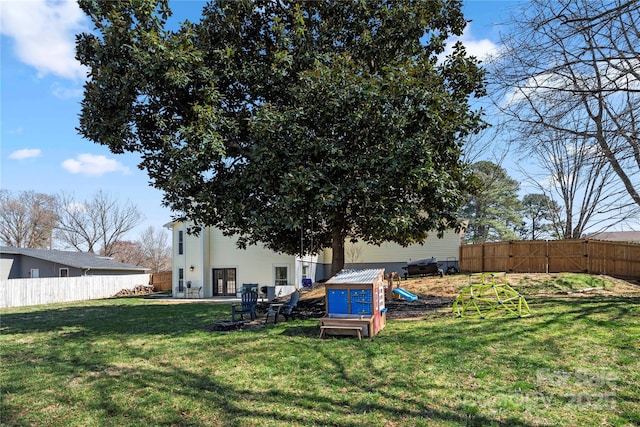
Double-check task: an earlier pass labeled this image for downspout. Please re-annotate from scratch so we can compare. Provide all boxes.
[183,223,187,293]
[200,225,205,297]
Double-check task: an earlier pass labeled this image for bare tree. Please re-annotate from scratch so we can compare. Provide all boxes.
[518,129,638,239]
[138,226,171,273]
[55,190,144,255]
[491,0,640,215]
[0,190,58,248]
[108,240,147,266]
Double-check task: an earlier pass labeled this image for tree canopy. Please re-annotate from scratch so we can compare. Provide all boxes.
[462,161,522,243]
[519,193,560,240]
[0,190,58,249]
[491,0,640,211]
[55,190,144,255]
[77,0,486,274]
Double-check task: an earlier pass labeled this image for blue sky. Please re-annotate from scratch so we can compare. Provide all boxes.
[0,0,519,238]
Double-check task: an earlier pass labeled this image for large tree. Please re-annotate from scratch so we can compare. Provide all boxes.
[519,193,560,240]
[491,0,640,211]
[0,190,58,248]
[517,129,637,239]
[138,226,172,273]
[77,0,486,274]
[107,228,171,272]
[462,161,522,243]
[55,190,144,256]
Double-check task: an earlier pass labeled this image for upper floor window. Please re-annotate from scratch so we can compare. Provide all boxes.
[59,268,69,278]
[178,230,184,255]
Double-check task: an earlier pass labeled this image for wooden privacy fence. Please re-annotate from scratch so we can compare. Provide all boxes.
[0,274,151,308]
[150,271,172,291]
[460,240,640,279]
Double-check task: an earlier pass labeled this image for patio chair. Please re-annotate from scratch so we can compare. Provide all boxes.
[264,290,301,324]
[231,290,258,322]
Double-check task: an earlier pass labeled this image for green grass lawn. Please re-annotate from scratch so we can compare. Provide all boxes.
[1,291,639,426]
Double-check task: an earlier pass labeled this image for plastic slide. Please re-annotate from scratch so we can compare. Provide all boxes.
[393,288,418,302]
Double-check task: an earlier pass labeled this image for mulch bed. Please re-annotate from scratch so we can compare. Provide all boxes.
[283,295,455,320]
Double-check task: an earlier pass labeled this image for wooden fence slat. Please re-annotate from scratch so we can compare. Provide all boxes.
[0,274,151,308]
[150,271,172,291]
[460,240,640,279]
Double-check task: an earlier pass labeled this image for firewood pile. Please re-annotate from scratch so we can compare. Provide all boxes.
[113,285,155,297]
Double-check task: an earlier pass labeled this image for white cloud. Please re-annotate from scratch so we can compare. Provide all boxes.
[9,148,42,159]
[65,202,87,213]
[62,154,131,177]
[444,23,500,62]
[0,0,89,81]
[52,84,84,100]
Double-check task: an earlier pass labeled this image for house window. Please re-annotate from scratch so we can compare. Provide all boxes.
[274,265,288,286]
[30,269,39,278]
[178,230,184,255]
[59,268,69,278]
[178,268,184,292]
[302,265,309,279]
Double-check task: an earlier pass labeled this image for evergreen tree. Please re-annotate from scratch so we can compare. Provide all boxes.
[462,161,522,243]
[519,193,560,240]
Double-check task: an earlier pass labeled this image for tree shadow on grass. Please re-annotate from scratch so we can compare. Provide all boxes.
[1,344,552,427]
[2,296,637,426]
[0,300,232,337]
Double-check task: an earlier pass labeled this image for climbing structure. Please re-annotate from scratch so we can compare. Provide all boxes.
[453,273,531,318]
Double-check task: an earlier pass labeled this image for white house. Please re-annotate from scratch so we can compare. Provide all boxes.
[166,221,462,298]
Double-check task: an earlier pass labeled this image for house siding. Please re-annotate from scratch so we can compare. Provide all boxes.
[208,228,294,292]
[168,222,462,296]
[319,230,462,276]
[0,254,19,280]
[0,251,144,279]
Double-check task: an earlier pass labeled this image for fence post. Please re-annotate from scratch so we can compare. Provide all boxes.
[546,240,549,274]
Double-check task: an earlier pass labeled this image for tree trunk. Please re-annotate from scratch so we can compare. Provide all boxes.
[330,218,346,277]
[331,228,345,276]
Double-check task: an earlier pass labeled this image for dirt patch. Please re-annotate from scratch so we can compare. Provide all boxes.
[204,320,252,332]
[203,274,639,331]
[291,273,640,321]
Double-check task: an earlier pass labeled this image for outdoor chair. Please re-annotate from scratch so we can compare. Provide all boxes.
[231,290,258,322]
[264,290,301,324]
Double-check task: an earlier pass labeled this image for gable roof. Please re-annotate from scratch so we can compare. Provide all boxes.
[326,269,385,285]
[0,246,148,272]
[586,231,640,243]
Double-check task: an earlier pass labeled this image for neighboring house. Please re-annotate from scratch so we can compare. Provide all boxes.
[0,246,148,280]
[586,231,640,244]
[165,221,463,298]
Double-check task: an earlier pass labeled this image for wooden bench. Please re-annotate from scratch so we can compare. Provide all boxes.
[319,325,363,340]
